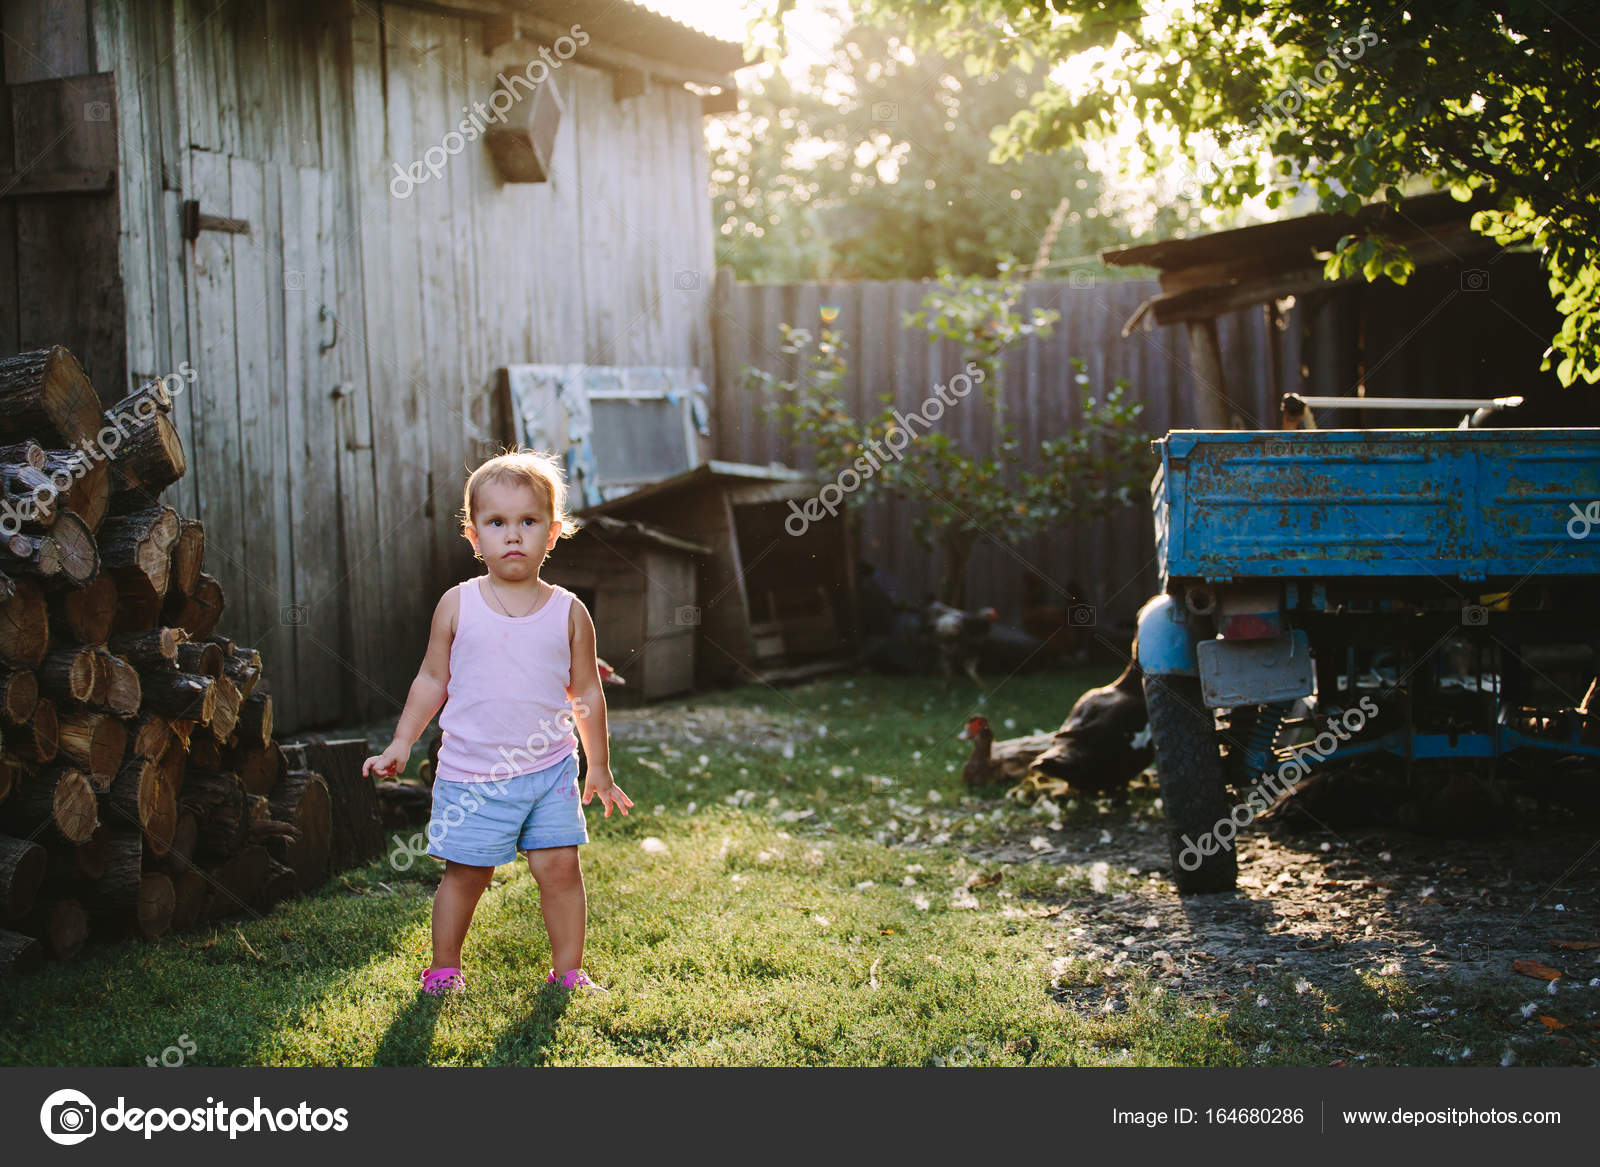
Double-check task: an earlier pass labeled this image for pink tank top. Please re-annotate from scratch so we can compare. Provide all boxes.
[434,576,579,783]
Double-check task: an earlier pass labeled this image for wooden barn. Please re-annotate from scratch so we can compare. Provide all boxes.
[0,0,745,731]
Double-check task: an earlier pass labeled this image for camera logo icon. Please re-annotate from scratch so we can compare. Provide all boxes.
[1069,603,1096,627]
[40,1088,97,1145]
[1068,270,1094,289]
[284,269,306,292]
[1461,604,1489,626]
[673,270,702,291]
[1460,268,1489,292]
[872,101,898,122]
[281,603,309,626]
[83,102,111,122]
[674,605,701,626]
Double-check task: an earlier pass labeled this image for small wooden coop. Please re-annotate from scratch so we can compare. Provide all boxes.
[542,515,709,704]
[576,462,859,688]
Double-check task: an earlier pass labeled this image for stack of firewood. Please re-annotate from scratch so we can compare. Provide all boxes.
[0,346,380,977]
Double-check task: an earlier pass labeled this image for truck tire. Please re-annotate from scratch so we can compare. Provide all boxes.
[1143,673,1238,894]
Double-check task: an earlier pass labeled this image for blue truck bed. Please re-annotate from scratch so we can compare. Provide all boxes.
[1153,428,1600,583]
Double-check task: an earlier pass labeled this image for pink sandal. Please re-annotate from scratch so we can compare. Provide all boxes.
[546,967,608,993]
[420,966,466,996]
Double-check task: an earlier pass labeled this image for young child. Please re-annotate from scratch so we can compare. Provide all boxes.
[362,449,633,996]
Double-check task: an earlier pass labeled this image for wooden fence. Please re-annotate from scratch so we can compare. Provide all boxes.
[709,271,1360,639]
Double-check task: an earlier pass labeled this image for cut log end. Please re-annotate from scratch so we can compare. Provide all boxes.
[134,872,175,939]
[0,835,47,919]
[0,927,44,976]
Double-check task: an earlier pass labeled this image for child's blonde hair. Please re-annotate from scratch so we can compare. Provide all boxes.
[459,448,579,551]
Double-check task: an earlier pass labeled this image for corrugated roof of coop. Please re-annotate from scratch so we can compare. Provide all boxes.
[575,460,818,516]
[1100,188,1505,330]
[567,514,712,557]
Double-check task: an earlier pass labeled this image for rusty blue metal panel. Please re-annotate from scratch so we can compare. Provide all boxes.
[1155,428,1600,582]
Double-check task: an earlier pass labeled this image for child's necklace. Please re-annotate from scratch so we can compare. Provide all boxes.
[486,576,543,618]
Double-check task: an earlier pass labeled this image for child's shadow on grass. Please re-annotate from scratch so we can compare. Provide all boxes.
[483,989,574,1066]
[373,992,449,1065]
[373,985,572,1066]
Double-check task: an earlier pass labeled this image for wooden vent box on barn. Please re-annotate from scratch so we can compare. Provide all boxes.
[542,516,709,704]
[482,77,564,183]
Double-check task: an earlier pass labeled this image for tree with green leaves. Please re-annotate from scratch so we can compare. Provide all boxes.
[745,271,1151,604]
[804,0,1600,385]
[712,22,1141,281]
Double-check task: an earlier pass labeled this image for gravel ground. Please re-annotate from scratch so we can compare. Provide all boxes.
[969,776,1600,1061]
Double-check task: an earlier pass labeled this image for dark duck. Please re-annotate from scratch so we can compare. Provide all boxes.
[1028,648,1152,799]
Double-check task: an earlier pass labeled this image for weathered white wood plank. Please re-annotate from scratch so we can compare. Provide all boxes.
[319,5,389,725]
[305,165,353,715]
[263,0,314,169]
[207,0,240,157]
[441,18,491,535]
[184,147,246,634]
[231,0,272,161]
[458,42,501,446]
[353,5,432,704]
[384,6,444,639]
[176,0,218,151]
[574,66,622,365]
[279,165,334,723]
[258,159,299,709]
[542,64,587,360]
[92,0,155,399]
[156,0,198,519]
[405,8,468,596]
[690,89,717,375]
[226,154,277,659]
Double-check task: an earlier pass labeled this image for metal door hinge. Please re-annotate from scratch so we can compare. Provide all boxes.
[182,199,250,240]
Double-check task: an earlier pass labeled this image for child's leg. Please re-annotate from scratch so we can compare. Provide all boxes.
[525,846,585,974]
[431,860,496,969]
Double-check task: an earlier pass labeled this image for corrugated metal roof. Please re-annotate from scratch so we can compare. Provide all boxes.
[1101,189,1499,273]
[1099,189,1505,328]
[523,0,747,75]
[577,460,815,516]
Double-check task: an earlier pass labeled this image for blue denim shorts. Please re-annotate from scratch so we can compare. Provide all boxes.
[425,750,586,865]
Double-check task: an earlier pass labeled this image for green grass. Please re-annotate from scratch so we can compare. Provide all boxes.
[0,670,1583,1066]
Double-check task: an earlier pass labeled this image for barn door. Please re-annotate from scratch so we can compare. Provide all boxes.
[182,151,351,731]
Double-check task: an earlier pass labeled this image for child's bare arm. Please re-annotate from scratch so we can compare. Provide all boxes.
[363,588,457,778]
[566,600,610,773]
[567,600,632,816]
